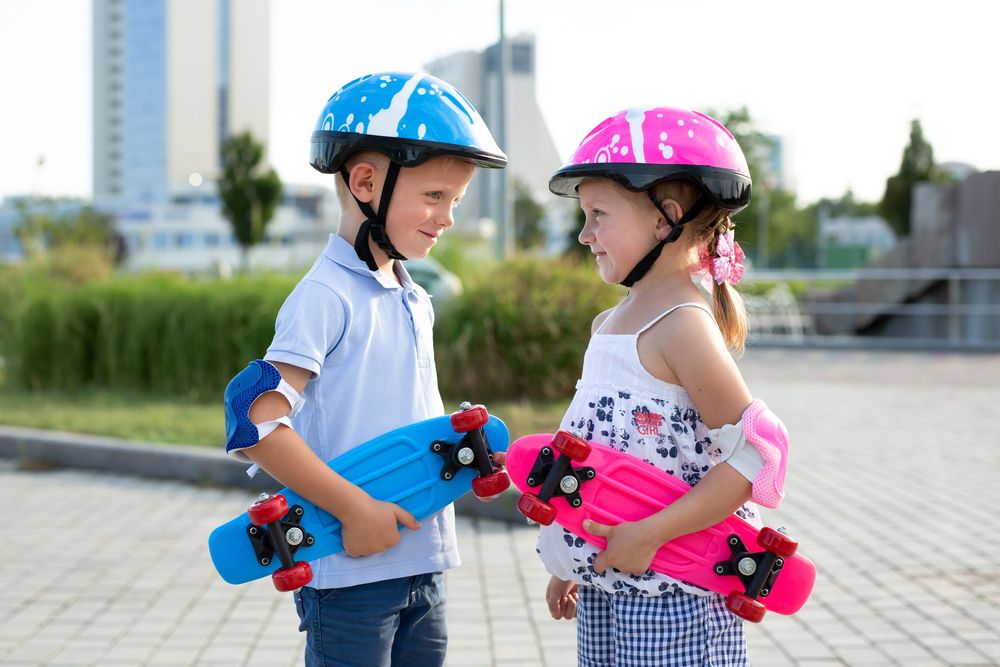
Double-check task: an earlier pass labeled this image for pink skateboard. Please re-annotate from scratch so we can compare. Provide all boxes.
[506,432,816,622]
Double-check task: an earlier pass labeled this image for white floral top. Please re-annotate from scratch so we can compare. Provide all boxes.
[536,303,762,598]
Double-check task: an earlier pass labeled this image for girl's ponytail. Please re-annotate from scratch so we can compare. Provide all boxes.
[705,219,749,354]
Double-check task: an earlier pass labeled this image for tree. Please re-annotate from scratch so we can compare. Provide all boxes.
[878,119,946,237]
[218,131,282,269]
[710,107,810,267]
[513,179,546,251]
[14,201,126,265]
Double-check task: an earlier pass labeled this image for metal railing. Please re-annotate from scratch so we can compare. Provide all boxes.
[742,268,1000,351]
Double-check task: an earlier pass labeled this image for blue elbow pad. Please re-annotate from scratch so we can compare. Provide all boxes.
[224,360,304,461]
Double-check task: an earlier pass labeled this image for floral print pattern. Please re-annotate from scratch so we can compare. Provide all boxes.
[539,375,760,599]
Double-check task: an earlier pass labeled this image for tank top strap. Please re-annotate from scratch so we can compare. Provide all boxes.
[593,304,622,335]
[635,302,713,336]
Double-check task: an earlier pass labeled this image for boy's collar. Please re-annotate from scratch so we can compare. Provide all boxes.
[322,234,414,290]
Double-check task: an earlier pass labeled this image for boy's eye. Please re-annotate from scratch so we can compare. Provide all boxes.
[427,192,442,201]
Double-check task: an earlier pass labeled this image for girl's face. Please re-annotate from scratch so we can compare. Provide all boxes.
[577,179,661,284]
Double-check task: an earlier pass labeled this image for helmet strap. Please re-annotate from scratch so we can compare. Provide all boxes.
[339,162,407,271]
[619,193,708,288]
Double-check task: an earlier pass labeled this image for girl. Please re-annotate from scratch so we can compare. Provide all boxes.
[537,106,789,666]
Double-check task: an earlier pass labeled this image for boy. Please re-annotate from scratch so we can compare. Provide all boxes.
[223,72,506,666]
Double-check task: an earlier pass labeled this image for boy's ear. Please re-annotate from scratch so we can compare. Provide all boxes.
[347,162,379,203]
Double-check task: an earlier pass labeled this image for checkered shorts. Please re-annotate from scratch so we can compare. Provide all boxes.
[576,585,748,666]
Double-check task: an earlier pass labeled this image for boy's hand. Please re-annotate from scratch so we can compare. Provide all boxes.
[341,497,421,557]
[546,576,579,620]
[585,518,661,576]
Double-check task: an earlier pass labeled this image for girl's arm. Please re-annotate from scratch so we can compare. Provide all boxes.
[589,307,755,575]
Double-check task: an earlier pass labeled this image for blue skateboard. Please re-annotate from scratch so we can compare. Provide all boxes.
[208,403,510,591]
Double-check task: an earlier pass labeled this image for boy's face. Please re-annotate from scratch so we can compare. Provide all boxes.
[383,157,476,260]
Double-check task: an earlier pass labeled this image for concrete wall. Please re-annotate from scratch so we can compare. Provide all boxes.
[808,171,1000,342]
[955,172,1000,268]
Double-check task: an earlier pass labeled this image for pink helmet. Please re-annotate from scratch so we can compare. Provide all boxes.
[549,106,752,214]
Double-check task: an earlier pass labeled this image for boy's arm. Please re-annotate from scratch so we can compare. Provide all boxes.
[244,361,421,557]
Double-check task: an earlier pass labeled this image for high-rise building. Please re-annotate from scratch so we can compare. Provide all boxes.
[92,0,270,205]
[425,34,563,240]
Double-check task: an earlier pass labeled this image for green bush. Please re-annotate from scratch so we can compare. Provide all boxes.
[435,257,622,401]
[8,273,296,399]
[7,257,622,403]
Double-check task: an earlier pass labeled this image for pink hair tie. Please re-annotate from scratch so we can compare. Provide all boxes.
[699,230,746,286]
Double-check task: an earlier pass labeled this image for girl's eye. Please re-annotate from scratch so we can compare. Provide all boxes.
[427,192,442,202]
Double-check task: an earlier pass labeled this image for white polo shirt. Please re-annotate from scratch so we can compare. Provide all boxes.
[263,233,458,589]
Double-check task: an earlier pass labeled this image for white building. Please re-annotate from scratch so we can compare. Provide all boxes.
[88,0,341,273]
[93,0,270,205]
[818,213,896,268]
[425,34,566,243]
[114,185,337,274]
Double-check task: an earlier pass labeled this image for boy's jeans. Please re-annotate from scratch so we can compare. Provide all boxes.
[294,572,447,667]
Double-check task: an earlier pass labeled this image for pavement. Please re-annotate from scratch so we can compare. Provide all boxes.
[2,348,1000,666]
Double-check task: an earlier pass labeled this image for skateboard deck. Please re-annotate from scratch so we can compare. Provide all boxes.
[506,432,815,621]
[209,405,509,590]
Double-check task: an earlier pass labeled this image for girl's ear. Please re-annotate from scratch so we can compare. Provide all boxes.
[348,162,379,203]
[654,197,685,239]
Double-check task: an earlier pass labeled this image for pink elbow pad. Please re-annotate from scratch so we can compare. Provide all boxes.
[742,399,789,508]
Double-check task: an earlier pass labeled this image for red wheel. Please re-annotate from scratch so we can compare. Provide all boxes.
[450,405,489,432]
[726,590,767,623]
[472,470,511,497]
[248,494,288,526]
[758,527,798,559]
[552,431,591,462]
[272,561,312,592]
[516,493,557,525]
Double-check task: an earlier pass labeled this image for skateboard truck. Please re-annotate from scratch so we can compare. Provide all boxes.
[516,431,595,525]
[246,493,315,592]
[713,526,798,622]
[430,402,510,497]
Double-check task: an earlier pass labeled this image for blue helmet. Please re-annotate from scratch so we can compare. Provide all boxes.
[310,72,507,173]
[310,72,506,270]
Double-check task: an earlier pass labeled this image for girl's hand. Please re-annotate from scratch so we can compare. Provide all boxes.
[584,518,662,576]
[546,576,579,620]
[475,451,507,503]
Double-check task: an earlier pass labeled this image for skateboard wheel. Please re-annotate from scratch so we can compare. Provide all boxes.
[758,527,798,559]
[248,494,288,526]
[472,470,511,497]
[552,431,591,462]
[516,493,557,526]
[272,561,312,592]
[726,590,767,623]
[450,405,489,432]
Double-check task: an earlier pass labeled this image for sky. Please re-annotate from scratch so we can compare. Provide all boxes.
[1,0,998,206]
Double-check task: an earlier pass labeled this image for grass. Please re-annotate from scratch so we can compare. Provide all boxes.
[0,385,571,448]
